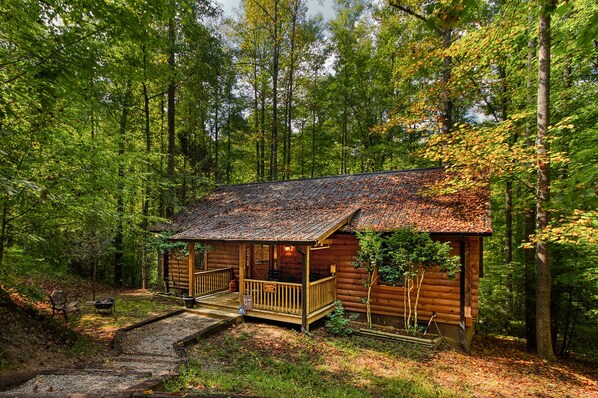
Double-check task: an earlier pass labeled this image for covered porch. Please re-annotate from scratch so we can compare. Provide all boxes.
[173,208,357,331]
[187,242,338,331]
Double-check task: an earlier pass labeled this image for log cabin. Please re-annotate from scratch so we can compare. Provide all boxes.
[154,167,491,349]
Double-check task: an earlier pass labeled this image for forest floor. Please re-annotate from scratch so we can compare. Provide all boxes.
[170,322,598,398]
[0,274,596,397]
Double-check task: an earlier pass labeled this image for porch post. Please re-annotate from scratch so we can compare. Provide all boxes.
[306,246,310,317]
[239,243,246,301]
[188,241,195,296]
[301,245,311,332]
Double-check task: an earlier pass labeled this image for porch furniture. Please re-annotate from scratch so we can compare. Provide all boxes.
[49,290,79,321]
[268,269,282,281]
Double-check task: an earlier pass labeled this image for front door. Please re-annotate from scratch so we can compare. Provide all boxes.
[251,244,277,280]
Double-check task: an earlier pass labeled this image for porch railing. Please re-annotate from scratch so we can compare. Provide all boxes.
[244,275,337,315]
[308,276,337,313]
[194,267,232,296]
[244,279,302,315]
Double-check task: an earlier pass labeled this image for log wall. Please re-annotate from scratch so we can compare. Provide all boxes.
[206,241,241,278]
[164,234,482,327]
[278,246,331,281]
[332,233,481,326]
[165,250,190,291]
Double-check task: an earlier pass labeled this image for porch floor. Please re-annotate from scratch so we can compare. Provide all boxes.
[196,291,239,312]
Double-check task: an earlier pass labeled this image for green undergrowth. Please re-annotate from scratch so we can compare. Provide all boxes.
[166,324,452,398]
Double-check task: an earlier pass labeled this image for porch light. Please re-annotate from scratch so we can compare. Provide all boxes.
[330,264,336,275]
[284,245,293,253]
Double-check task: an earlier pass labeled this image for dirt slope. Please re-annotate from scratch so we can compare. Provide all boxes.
[0,287,88,376]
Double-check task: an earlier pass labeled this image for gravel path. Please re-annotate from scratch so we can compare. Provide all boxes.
[121,312,220,356]
[1,311,226,397]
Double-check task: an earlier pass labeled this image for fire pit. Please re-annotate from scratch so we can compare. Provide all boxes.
[94,298,115,314]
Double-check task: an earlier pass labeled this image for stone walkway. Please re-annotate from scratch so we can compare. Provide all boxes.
[0,311,234,397]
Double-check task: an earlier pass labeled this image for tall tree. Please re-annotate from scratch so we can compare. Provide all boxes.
[535,0,556,362]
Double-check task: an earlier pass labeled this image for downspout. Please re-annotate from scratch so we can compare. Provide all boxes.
[459,238,468,353]
[296,246,308,333]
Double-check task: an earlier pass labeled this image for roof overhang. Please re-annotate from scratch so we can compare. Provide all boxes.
[169,207,360,244]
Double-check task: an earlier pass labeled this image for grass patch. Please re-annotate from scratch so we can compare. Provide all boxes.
[166,323,454,398]
[71,294,181,344]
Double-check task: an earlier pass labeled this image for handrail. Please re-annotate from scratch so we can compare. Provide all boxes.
[244,279,302,315]
[244,278,301,286]
[308,275,336,313]
[195,267,232,276]
[194,267,232,297]
[244,276,337,316]
[309,275,336,287]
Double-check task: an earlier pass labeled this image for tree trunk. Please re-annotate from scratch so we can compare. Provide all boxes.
[535,0,556,362]
[284,0,299,180]
[214,91,220,183]
[141,47,151,290]
[270,0,279,181]
[253,53,260,181]
[226,96,232,184]
[114,85,132,287]
[499,64,515,312]
[0,205,8,270]
[311,107,316,178]
[166,7,176,218]
[524,206,537,350]
[260,89,266,180]
[524,7,537,352]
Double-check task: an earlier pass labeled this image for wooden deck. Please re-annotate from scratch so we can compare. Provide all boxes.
[194,289,335,330]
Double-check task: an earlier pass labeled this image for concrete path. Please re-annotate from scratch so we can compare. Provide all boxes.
[0,310,240,397]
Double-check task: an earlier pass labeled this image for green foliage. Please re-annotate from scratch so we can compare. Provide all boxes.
[147,233,212,259]
[353,231,385,276]
[381,227,460,281]
[325,300,358,336]
[354,228,460,333]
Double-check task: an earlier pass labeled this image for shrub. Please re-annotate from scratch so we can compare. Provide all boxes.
[325,300,358,336]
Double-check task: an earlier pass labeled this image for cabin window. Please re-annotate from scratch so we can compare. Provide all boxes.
[254,244,270,265]
[253,244,278,267]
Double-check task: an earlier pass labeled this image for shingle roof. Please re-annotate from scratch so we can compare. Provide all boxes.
[158,167,491,242]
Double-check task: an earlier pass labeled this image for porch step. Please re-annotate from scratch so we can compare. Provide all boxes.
[194,300,240,314]
[186,305,242,320]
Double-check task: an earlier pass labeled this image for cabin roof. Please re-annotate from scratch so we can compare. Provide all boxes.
[158,167,491,242]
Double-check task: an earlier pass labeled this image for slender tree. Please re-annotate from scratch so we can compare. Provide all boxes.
[535,0,556,362]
